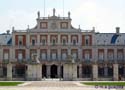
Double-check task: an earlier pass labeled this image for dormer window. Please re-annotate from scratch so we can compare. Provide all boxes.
[40,22,48,29]
[60,22,68,29]
[85,39,88,45]
[18,36,23,46]
[19,41,22,46]
[85,36,89,46]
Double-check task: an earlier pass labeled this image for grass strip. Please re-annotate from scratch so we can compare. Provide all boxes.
[0,82,23,86]
[82,82,125,86]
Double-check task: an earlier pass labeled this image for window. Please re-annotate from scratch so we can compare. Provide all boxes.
[85,36,89,45]
[72,53,77,60]
[62,53,67,60]
[19,41,22,46]
[108,52,114,60]
[62,39,66,45]
[117,52,123,60]
[18,53,23,60]
[41,53,46,60]
[85,52,90,60]
[52,53,56,60]
[4,53,9,60]
[32,39,35,46]
[40,22,48,29]
[98,52,104,60]
[18,36,23,46]
[85,39,88,45]
[60,22,68,29]
[73,40,76,45]
[52,39,56,45]
[42,39,46,45]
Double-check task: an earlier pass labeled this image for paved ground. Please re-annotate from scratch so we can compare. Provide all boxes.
[0,81,118,90]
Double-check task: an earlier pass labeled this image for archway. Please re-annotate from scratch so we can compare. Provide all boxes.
[51,65,57,78]
[82,65,92,78]
[13,64,27,78]
[42,64,47,78]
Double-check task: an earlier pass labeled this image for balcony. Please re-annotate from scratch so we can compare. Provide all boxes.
[83,59,92,64]
[97,59,104,63]
[2,59,9,64]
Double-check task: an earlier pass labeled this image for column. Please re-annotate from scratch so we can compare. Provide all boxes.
[0,48,3,60]
[92,48,97,61]
[114,49,117,61]
[0,67,3,76]
[78,34,82,46]
[113,64,118,81]
[9,48,13,62]
[124,48,125,60]
[92,64,98,80]
[26,49,30,60]
[37,34,40,45]
[47,49,50,60]
[104,64,108,77]
[68,34,71,45]
[37,49,40,59]
[47,65,51,78]
[12,33,15,46]
[26,33,30,46]
[104,49,107,61]
[63,63,77,80]
[7,63,12,80]
[27,64,42,80]
[48,34,50,46]
[123,66,125,76]
[58,34,60,45]
[78,48,82,61]
[79,64,82,78]
[58,65,61,78]
[68,48,71,56]
[58,49,61,60]
[36,64,42,80]
[27,64,32,80]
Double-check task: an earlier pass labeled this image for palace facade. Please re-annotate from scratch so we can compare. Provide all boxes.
[0,8,125,81]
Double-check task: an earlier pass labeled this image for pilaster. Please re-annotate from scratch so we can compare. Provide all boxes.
[47,65,51,78]
[7,63,12,80]
[113,64,118,81]
[92,64,98,80]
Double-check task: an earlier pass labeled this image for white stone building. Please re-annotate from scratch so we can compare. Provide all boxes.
[0,8,125,81]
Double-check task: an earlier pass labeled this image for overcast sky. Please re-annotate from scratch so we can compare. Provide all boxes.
[0,0,124,33]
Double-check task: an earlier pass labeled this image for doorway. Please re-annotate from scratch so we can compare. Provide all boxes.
[51,65,57,78]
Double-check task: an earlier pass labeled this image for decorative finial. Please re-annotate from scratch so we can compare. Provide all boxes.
[68,11,70,18]
[27,25,29,29]
[37,11,40,19]
[53,8,56,16]
[12,26,15,31]
[92,27,95,31]
[79,25,80,29]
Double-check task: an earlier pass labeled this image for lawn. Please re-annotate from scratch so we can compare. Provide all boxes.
[0,82,23,86]
[82,82,125,86]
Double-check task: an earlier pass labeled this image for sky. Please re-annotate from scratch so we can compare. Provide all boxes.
[0,0,124,33]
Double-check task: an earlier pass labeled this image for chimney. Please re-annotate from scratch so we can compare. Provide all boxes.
[116,27,120,33]
[6,30,10,34]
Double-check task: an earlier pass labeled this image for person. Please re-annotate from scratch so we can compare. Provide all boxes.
[119,75,122,81]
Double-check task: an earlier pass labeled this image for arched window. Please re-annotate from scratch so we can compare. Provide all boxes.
[62,39,66,45]
[73,39,76,45]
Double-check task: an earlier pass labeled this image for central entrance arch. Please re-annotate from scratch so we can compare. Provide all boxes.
[51,65,57,78]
